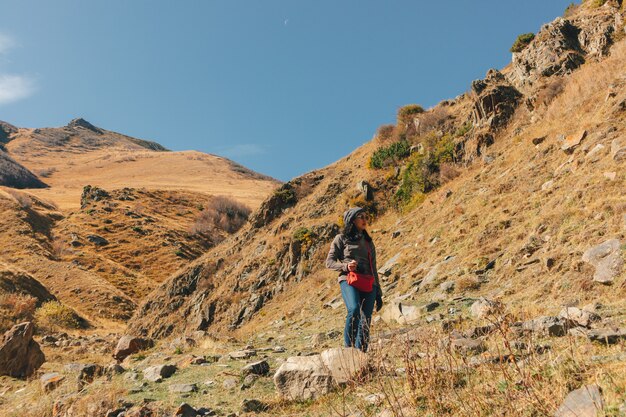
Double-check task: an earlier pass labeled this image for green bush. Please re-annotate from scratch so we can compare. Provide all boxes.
[369,139,411,169]
[397,104,425,126]
[454,121,473,137]
[510,33,535,53]
[293,227,317,252]
[35,301,85,329]
[393,134,457,208]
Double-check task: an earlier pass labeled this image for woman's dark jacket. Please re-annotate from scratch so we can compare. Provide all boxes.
[325,233,381,289]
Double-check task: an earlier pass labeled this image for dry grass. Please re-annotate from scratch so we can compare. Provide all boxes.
[0,293,37,333]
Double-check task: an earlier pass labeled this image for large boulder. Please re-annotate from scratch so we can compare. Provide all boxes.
[273,348,369,401]
[0,322,45,378]
[582,239,623,284]
[113,335,153,361]
[555,385,604,417]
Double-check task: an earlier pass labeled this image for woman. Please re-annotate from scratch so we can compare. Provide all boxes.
[325,207,383,352]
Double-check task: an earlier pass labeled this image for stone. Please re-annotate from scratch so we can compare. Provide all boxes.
[463,325,497,339]
[364,393,385,406]
[320,348,368,384]
[587,328,626,345]
[223,378,238,389]
[241,399,268,413]
[522,316,572,337]
[0,322,45,378]
[470,298,503,319]
[603,172,616,181]
[113,335,153,361]
[585,144,606,162]
[142,364,177,382]
[169,383,198,393]
[439,281,455,293]
[611,138,626,161]
[558,307,600,328]
[532,136,546,145]
[228,349,257,360]
[242,359,270,376]
[241,374,258,389]
[450,337,487,356]
[77,363,105,387]
[311,332,327,346]
[378,253,401,277]
[555,385,604,417]
[541,180,555,191]
[561,130,586,153]
[323,297,343,309]
[40,372,65,392]
[87,234,109,246]
[380,301,421,325]
[582,239,623,284]
[273,347,368,401]
[106,363,126,375]
[174,403,198,417]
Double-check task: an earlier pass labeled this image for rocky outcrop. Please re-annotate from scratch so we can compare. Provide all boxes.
[113,335,154,361]
[0,264,56,305]
[273,348,368,401]
[0,322,45,378]
[582,239,623,284]
[0,121,18,144]
[508,6,623,93]
[250,183,297,228]
[471,69,522,130]
[80,185,110,208]
[0,151,48,189]
[67,118,104,134]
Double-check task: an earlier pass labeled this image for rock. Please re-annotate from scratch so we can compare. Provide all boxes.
[532,136,546,145]
[169,383,197,393]
[559,307,600,328]
[439,281,455,293]
[470,69,522,130]
[86,234,109,246]
[222,378,238,390]
[142,364,177,382]
[450,337,487,356]
[541,180,554,191]
[470,298,503,319]
[582,239,623,284]
[323,297,343,310]
[311,332,327,347]
[464,325,497,339]
[0,322,45,378]
[380,301,421,325]
[587,328,626,345]
[522,316,572,337]
[356,180,372,201]
[274,347,368,401]
[174,403,198,417]
[77,363,105,387]
[228,349,257,360]
[378,253,401,277]
[68,118,103,133]
[585,144,606,162]
[320,348,368,384]
[508,18,585,92]
[241,374,258,389]
[603,172,616,181]
[40,372,65,392]
[170,336,196,351]
[113,335,153,361]
[242,359,270,376]
[561,130,586,153]
[555,385,604,417]
[611,138,626,161]
[364,393,385,406]
[241,399,268,413]
[106,363,126,375]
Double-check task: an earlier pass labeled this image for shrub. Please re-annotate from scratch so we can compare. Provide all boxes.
[414,106,450,136]
[35,167,57,178]
[293,227,316,253]
[0,293,38,332]
[375,124,396,143]
[397,104,425,126]
[35,301,86,329]
[454,121,473,137]
[191,196,251,235]
[369,139,411,169]
[510,33,535,53]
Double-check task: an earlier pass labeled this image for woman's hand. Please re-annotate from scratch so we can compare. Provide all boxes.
[347,260,358,272]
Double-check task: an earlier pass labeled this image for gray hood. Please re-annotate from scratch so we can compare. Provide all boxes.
[343,207,364,226]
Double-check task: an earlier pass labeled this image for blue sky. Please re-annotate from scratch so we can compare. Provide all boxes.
[1,0,573,181]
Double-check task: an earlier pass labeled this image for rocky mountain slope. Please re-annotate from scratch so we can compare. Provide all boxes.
[0,118,279,328]
[0,2,624,416]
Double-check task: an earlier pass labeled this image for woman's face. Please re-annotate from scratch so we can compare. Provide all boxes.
[353,212,369,231]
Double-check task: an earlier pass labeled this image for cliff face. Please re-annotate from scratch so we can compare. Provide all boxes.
[128,3,626,340]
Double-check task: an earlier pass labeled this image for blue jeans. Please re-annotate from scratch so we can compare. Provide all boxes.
[340,280,376,352]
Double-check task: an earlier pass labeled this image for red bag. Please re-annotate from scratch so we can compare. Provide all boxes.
[347,240,375,293]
